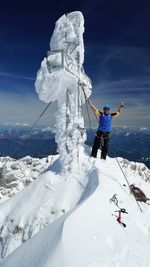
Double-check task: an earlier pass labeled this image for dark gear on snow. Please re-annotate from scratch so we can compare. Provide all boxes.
[110,194,128,228]
[130,184,150,204]
[115,208,128,228]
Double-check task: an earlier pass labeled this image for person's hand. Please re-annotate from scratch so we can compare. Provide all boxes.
[120,101,124,107]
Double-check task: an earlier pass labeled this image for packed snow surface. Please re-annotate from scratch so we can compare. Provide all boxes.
[0,147,95,262]
[1,148,150,267]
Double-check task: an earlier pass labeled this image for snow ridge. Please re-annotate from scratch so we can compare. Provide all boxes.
[0,147,96,263]
[1,153,150,267]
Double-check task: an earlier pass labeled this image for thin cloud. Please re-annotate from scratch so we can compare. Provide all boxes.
[97,76,150,91]
[0,91,57,125]
[95,45,150,80]
[0,71,35,81]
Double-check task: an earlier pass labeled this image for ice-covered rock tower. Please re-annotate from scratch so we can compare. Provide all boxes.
[35,11,92,173]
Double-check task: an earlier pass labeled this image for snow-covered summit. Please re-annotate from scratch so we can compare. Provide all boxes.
[1,150,150,267]
[1,10,150,267]
[0,146,95,263]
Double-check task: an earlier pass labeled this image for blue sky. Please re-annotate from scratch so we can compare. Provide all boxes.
[0,0,150,127]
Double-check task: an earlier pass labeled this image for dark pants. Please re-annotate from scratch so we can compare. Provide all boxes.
[91,131,110,159]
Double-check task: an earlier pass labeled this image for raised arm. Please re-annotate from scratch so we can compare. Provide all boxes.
[88,100,98,112]
[88,100,101,117]
[112,102,124,118]
[118,102,124,113]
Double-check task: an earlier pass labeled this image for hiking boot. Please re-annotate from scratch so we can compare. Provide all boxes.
[91,154,97,158]
[101,156,106,160]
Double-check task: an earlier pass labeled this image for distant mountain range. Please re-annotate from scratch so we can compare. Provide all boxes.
[87,127,150,168]
[0,124,149,168]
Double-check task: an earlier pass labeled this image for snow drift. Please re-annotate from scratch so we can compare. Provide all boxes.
[1,152,150,267]
[0,147,96,262]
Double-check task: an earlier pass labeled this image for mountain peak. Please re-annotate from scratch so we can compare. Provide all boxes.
[0,148,150,267]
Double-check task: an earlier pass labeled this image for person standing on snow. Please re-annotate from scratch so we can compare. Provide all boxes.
[88,100,124,160]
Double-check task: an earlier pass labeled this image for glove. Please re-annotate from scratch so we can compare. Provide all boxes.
[120,101,124,107]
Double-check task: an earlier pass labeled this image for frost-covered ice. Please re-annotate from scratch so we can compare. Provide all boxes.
[35,11,91,103]
[35,11,92,173]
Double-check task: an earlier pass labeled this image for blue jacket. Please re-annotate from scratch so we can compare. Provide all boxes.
[98,112,112,133]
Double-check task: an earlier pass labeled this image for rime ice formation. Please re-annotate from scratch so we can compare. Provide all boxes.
[35,12,92,173]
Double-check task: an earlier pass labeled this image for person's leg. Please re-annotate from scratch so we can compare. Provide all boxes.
[101,133,109,159]
[91,132,102,158]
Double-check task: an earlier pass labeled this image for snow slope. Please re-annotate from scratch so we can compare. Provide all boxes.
[0,147,96,262]
[1,149,150,267]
